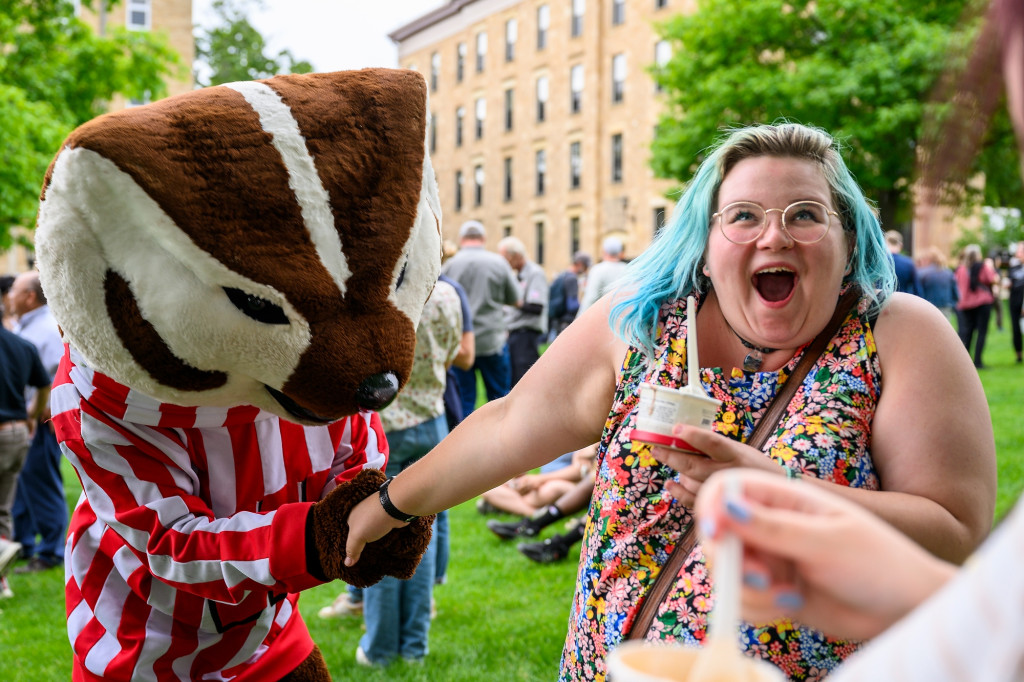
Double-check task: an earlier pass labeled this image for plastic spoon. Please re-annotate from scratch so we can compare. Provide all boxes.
[686,295,700,393]
[686,477,754,682]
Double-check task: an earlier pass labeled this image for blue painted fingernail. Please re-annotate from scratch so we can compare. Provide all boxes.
[725,498,751,523]
[775,591,804,610]
[699,517,716,538]
[743,572,769,590]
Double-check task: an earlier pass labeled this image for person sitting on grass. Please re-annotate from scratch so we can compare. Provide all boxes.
[476,444,596,518]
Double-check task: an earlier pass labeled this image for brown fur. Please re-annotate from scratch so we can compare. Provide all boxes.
[312,468,434,587]
[48,70,427,418]
[278,645,331,682]
[104,269,228,390]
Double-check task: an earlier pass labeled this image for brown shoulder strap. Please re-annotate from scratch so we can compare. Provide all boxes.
[625,285,862,641]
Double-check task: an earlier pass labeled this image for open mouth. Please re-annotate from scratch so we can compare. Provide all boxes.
[265,386,334,424]
[753,267,797,303]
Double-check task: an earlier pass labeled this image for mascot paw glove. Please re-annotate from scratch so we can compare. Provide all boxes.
[309,468,434,588]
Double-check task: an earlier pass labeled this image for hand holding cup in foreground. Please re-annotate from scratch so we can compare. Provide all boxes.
[694,469,956,641]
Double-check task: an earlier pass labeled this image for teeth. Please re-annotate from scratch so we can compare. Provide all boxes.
[756,266,795,274]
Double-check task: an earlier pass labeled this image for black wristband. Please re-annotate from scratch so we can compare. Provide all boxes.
[378,476,418,523]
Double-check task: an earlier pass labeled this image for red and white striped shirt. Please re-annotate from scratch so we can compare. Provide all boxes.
[51,345,388,681]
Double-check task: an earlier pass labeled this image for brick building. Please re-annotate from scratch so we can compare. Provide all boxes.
[391,0,694,275]
[79,0,195,106]
[2,0,194,275]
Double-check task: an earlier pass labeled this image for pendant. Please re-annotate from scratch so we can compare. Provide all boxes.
[742,350,763,373]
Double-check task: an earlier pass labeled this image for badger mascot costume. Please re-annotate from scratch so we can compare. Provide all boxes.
[33,69,442,681]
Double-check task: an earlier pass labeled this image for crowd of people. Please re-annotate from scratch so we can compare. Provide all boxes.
[889,238,1024,369]
[0,271,68,606]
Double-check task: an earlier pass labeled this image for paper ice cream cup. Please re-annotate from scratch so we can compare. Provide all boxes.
[632,383,722,453]
[606,641,787,682]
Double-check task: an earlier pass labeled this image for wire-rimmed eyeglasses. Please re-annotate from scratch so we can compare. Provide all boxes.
[712,201,839,244]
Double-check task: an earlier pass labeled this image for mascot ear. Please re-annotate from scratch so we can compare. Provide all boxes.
[35,69,442,423]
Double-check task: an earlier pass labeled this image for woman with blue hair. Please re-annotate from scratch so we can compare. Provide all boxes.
[345,122,996,680]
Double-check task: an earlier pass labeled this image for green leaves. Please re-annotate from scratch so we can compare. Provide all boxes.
[650,0,1017,231]
[194,0,314,87]
[0,0,180,242]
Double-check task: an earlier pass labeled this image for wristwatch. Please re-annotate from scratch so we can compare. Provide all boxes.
[378,476,419,523]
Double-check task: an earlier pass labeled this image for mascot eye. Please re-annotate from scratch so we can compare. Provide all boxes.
[223,287,289,325]
[396,261,408,290]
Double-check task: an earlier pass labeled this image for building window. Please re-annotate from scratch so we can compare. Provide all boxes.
[505,18,517,61]
[503,224,513,238]
[572,0,585,37]
[457,42,466,82]
[612,54,626,103]
[656,0,668,8]
[611,133,623,183]
[570,216,581,255]
[455,106,465,147]
[653,206,667,236]
[535,149,546,195]
[455,170,464,212]
[430,52,440,92]
[503,157,513,201]
[535,222,545,265]
[430,112,437,153]
[474,165,485,206]
[537,4,549,50]
[127,0,151,30]
[536,75,549,122]
[476,32,487,72]
[569,141,582,189]
[475,97,486,139]
[612,0,625,25]
[570,64,584,114]
[504,88,514,131]
[655,40,671,92]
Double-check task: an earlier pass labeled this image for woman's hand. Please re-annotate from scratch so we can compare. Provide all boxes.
[694,469,955,641]
[343,493,408,568]
[651,423,778,506]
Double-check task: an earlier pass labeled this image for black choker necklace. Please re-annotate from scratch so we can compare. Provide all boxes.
[731,329,778,372]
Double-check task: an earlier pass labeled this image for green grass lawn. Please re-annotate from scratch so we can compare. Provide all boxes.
[2,322,1022,680]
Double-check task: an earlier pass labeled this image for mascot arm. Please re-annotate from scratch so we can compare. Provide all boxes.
[307,469,435,588]
[62,434,323,603]
[302,411,435,587]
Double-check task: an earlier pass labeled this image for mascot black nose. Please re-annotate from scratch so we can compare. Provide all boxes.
[355,371,400,411]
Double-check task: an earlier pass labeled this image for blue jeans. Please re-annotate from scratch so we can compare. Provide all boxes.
[434,509,449,585]
[12,424,66,564]
[541,451,575,474]
[360,415,447,663]
[453,347,510,417]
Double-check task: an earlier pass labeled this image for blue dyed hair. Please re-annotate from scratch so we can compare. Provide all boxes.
[610,122,896,354]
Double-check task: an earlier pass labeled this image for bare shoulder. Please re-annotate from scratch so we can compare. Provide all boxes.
[871,292,962,360]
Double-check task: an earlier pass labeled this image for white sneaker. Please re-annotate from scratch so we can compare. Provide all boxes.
[355,646,376,667]
[0,538,22,577]
[0,575,13,599]
[317,592,363,619]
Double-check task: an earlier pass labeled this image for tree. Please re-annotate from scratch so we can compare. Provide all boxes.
[0,0,181,247]
[650,0,1020,234]
[194,0,313,88]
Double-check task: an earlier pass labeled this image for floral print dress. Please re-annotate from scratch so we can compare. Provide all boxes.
[559,289,882,681]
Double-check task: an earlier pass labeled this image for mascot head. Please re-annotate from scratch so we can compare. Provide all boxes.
[35,69,442,424]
